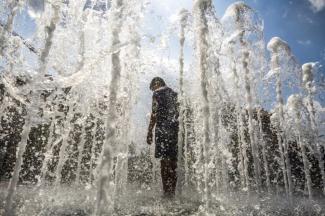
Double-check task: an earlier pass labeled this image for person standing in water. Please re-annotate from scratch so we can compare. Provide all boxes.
[147,77,179,198]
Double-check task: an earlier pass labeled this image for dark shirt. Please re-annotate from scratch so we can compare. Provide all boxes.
[152,87,179,159]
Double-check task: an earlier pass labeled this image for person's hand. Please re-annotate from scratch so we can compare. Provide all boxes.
[147,131,153,145]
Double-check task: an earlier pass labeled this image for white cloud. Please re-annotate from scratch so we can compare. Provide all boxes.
[308,0,325,12]
[297,40,312,46]
[297,13,315,24]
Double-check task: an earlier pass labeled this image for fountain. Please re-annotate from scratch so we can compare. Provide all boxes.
[0,0,324,215]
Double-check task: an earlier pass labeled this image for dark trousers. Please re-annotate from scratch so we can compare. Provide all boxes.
[161,158,177,196]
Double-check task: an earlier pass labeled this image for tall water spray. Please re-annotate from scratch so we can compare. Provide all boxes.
[302,63,325,195]
[223,33,251,194]
[4,3,61,215]
[287,94,313,200]
[257,108,271,193]
[193,0,212,209]
[225,36,251,193]
[95,0,125,213]
[267,37,293,199]
[222,2,264,192]
[242,50,262,191]
[113,0,143,199]
[177,9,189,194]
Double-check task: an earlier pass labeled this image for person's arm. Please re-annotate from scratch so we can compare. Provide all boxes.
[147,95,157,145]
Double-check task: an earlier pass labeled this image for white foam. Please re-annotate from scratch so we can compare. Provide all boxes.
[287,94,303,111]
[267,37,291,53]
[221,1,249,21]
[302,62,315,86]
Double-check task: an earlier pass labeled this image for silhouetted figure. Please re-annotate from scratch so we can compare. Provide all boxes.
[147,77,179,198]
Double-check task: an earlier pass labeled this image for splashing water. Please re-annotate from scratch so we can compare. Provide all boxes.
[0,1,325,215]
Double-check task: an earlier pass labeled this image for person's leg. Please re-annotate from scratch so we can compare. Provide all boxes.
[161,159,168,195]
[169,159,177,196]
[161,158,177,197]
[165,159,177,196]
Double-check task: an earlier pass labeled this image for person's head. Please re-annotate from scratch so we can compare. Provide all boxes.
[149,77,166,91]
